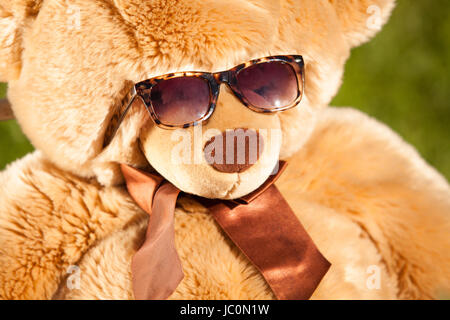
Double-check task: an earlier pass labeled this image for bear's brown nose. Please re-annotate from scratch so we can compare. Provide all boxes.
[204,129,264,173]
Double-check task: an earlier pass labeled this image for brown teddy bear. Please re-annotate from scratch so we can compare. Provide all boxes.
[0,0,449,300]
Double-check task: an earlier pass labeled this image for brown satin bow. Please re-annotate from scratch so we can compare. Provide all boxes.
[121,162,330,300]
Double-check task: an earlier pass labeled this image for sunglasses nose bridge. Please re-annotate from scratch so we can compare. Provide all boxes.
[214,71,231,85]
[213,71,238,104]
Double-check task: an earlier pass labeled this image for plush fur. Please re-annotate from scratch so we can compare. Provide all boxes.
[0,0,449,299]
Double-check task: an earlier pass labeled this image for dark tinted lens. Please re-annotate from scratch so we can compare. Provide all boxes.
[236,61,299,110]
[150,77,211,126]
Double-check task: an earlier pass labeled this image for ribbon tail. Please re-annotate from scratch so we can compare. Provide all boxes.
[131,182,184,300]
[121,165,184,300]
[207,185,330,300]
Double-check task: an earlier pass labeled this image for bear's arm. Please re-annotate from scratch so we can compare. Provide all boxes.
[278,107,450,299]
[0,151,142,299]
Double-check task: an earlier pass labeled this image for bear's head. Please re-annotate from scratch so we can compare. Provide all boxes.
[0,0,394,199]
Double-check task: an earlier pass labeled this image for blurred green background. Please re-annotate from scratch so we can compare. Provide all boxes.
[0,0,449,180]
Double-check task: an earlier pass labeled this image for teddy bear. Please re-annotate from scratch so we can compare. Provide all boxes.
[0,0,449,300]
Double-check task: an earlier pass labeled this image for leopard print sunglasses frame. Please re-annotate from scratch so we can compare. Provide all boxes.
[103,55,305,147]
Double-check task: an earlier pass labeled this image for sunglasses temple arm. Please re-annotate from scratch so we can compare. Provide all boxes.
[0,99,14,121]
[102,89,138,148]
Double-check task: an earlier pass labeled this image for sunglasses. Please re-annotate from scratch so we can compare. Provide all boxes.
[103,55,305,147]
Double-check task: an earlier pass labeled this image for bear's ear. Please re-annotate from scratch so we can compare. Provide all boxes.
[329,0,396,48]
[0,0,42,81]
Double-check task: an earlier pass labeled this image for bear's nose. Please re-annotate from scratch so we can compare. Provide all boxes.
[204,129,264,173]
